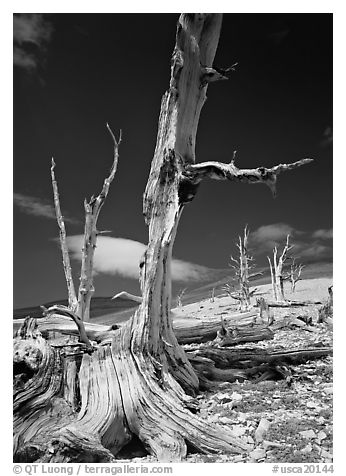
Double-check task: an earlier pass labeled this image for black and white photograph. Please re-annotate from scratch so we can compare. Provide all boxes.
[12,7,334,469]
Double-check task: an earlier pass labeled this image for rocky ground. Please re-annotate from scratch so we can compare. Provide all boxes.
[117,277,333,463]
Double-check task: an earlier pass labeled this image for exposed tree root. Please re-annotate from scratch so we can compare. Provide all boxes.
[14,318,250,462]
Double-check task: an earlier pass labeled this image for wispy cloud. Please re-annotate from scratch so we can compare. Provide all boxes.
[250,223,302,251]
[249,223,332,263]
[13,14,53,71]
[14,192,78,224]
[312,228,333,240]
[65,235,216,283]
[320,126,333,148]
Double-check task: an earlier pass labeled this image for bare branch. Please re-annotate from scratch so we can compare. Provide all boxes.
[289,257,305,292]
[76,124,121,321]
[183,158,313,197]
[50,158,77,310]
[268,235,295,301]
[43,304,93,350]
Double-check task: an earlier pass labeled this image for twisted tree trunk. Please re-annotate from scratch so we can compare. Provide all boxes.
[14,14,313,463]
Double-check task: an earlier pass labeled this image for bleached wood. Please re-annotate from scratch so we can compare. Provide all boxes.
[288,258,305,292]
[76,125,121,321]
[268,235,293,302]
[230,226,256,311]
[13,308,258,345]
[184,158,313,197]
[51,159,77,310]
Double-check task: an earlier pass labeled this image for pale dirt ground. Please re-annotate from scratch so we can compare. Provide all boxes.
[117,276,333,463]
[172,277,333,320]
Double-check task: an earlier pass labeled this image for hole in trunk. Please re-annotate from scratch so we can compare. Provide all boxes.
[13,361,36,387]
[116,435,148,459]
[186,440,200,455]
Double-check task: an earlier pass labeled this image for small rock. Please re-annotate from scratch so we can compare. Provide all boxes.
[299,429,316,439]
[237,412,247,422]
[231,391,243,403]
[233,455,245,462]
[323,387,333,395]
[231,425,246,437]
[317,430,327,442]
[249,448,266,461]
[216,393,233,404]
[255,418,271,443]
[207,415,220,423]
[306,401,318,408]
[301,443,313,454]
[218,416,234,424]
[313,444,321,454]
[263,440,284,449]
[316,416,325,424]
[321,449,333,460]
[247,435,254,444]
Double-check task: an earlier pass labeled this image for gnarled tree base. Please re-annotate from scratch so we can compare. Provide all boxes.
[14,317,250,463]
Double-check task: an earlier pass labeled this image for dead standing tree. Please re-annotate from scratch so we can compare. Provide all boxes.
[267,234,293,302]
[176,287,187,307]
[288,257,305,292]
[75,125,121,322]
[51,159,78,311]
[14,14,313,463]
[49,124,121,322]
[229,226,260,311]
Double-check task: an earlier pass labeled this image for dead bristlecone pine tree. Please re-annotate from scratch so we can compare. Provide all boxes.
[176,288,187,307]
[229,226,261,312]
[267,234,294,302]
[13,14,313,463]
[288,257,305,292]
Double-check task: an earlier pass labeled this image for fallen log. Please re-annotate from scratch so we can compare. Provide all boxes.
[186,345,332,387]
[186,346,332,369]
[261,300,322,307]
[217,325,274,347]
[13,309,259,346]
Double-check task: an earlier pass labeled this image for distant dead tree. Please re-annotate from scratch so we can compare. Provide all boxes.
[287,257,305,292]
[50,124,121,322]
[210,287,215,303]
[229,226,261,311]
[176,288,187,307]
[221,282,235,297]
[267,234,293,302]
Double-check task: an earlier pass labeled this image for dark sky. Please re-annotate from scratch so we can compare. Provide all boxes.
[13,13,332,308]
